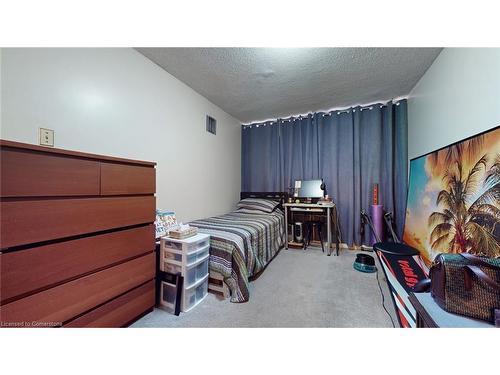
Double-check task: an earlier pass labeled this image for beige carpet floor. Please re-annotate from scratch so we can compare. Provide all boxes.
[132,247,398,328]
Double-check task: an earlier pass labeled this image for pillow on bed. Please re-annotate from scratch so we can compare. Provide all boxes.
[236,198,280,213]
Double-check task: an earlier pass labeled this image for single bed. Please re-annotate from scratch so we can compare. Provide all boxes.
[189,192,287,302]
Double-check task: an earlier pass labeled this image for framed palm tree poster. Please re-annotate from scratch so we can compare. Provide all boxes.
[403,125,500,265]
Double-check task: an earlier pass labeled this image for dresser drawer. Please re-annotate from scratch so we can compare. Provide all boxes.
[0,252,155,325]
[0,196,155,248]
[0,148,100,197]
[100,162,155,195]
[0,225,155,303]
[64,280,155,327]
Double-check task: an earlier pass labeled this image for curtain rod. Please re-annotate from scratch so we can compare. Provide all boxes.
[241,96,407,127]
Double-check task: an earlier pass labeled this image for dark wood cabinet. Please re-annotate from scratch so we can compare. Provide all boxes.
[64,280,155,328]
[0,140,156,327]
[0,196,155,248]
[0,147,100,197]
[100,162,156,195]
[1,225,155,303]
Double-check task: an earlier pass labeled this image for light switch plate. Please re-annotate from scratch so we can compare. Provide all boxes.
[39,128,54,147]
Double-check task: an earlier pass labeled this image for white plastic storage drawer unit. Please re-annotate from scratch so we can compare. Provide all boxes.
[159,277,209,313]
[160,233,211,312]
[162,233,210,254]
[181,274,209,312]
[182,253,209,288]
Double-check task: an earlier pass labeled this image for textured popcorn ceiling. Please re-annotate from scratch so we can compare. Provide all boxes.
[136,48,442,123]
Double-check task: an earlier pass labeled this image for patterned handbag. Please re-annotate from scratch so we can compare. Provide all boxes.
[430,253,500,325]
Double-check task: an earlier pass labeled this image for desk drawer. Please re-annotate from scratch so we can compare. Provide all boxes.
[0,148,100,197]
[0,225,155,303]
[64,280,155,327]
[100,162,155,195]
[0,196,155,248]
[0,252,155,325]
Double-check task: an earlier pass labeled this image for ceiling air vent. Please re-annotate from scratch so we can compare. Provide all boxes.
[206,115,217,135]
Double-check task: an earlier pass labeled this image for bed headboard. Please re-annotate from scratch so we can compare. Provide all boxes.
[240,192,289,210]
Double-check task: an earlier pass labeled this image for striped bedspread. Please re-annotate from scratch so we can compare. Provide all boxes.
[189,209,285,302]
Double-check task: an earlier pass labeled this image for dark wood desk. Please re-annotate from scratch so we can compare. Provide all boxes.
[284,202,340,256]
[409,292,494,328]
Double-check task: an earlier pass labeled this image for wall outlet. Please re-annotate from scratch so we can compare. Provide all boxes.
[39,128,54,147]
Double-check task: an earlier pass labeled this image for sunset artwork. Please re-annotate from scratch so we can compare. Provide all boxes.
[403,126,500,264]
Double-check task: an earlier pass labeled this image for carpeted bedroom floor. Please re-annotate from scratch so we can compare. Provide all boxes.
[132,247,398,328]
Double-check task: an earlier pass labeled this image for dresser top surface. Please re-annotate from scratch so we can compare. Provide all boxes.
[0,139,156,167]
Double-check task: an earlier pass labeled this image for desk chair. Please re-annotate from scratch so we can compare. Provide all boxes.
[304,220,325,252]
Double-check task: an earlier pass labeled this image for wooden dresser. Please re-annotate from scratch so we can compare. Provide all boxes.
[0,140,156,327]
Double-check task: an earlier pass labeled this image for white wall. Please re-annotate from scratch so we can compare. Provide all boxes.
[408,48,500,159]
[0,48,241,222]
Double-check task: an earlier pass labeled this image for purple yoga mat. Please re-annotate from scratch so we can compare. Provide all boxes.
[370,204,384,245]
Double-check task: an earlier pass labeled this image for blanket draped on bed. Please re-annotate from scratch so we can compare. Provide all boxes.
[190,209,285,302]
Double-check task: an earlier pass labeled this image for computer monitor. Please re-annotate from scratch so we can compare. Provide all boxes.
[296,179,324,198]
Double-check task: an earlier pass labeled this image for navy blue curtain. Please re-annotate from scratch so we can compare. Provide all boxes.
[280,114,319,192]
[241,120,281,191]
[241,100,408,246]
[317,110,356,245]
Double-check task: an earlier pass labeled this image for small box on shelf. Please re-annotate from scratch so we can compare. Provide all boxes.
[168,226,198,239]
